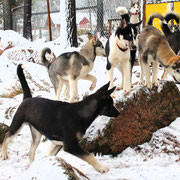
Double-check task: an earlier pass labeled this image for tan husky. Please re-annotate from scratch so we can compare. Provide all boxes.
[138,13,180,88]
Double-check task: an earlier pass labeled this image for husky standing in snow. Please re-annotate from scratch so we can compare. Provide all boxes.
[138,13,180,88]
[105,6,142,93]
[41,33,106,102]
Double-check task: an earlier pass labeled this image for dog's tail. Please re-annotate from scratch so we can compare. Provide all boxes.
[146,13,164,26]
[40,47,53,69]
[106,59,111,70]
[164,12,179,24]
[17,64,32,100]
[116,6,128,15]
[105,39,111,70]
[161,12,179,37]
[116,6,130,23]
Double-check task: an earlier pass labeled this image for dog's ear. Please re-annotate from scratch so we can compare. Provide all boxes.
[107,86,116,95]
[88,33,93,40]
[97,82,110,92]
[131,1,134,7]
[93,34,98,41]
[89,33,99,45]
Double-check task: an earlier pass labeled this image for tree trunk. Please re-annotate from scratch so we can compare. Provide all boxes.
[23,0,32,41]
[66,0,78,47]
[3,0,13,30]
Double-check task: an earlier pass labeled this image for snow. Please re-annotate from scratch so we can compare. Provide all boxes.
[0,28,180,179]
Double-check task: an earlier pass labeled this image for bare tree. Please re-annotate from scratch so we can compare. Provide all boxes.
[66,0,78,47]
[23,0,32,41]
[3,0,13,30]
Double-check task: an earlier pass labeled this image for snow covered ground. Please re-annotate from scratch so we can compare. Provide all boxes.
[0,30,180,180]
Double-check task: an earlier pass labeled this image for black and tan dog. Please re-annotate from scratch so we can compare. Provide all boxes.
[0,64,120,173]
[138,13,180,88]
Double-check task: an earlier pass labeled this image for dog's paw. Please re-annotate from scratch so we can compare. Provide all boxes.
[0,151,8,160]
[95,164,109,173]
[123,84,131,93]
[89,83,96,91]
[63,92,70,100]
[152,80,159,87]
[138,80,144,85]
[116,84,123,91]
[145,81,152,89]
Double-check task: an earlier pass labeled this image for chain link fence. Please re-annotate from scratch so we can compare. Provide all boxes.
[9,0,180,42]
[11,0,138,41]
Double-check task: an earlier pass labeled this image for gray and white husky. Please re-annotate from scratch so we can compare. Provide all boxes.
[41,34,106,102]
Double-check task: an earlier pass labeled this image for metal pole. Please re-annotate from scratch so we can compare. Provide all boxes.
[47,0,52,41]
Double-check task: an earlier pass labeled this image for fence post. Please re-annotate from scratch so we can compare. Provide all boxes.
[142,0,146,27]
[47,0,52,41]
[97,0,103,36]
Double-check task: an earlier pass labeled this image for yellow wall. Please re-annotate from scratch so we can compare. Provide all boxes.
[146,2,180,32]
[174,2,180,13]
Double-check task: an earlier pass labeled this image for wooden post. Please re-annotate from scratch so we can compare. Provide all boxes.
[47,0,52,41]
[108,19,112,37]
[143,0,146,27]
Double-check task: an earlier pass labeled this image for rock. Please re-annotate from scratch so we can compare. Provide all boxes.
[0,123,9,144]
[80,81,180,156]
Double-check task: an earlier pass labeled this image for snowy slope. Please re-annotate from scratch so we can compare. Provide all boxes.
[0,30,180,180]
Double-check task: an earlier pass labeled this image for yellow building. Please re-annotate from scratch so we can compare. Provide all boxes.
[146,1,180,31]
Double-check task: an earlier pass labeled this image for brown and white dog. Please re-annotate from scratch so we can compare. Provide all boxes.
[138,13,180,88]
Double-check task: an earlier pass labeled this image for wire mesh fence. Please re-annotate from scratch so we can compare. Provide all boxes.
[9,0,180,42]
[11,0,134,41]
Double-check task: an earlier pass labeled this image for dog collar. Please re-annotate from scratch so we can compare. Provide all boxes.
[131,12,139,15]
[116,43,128,52]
